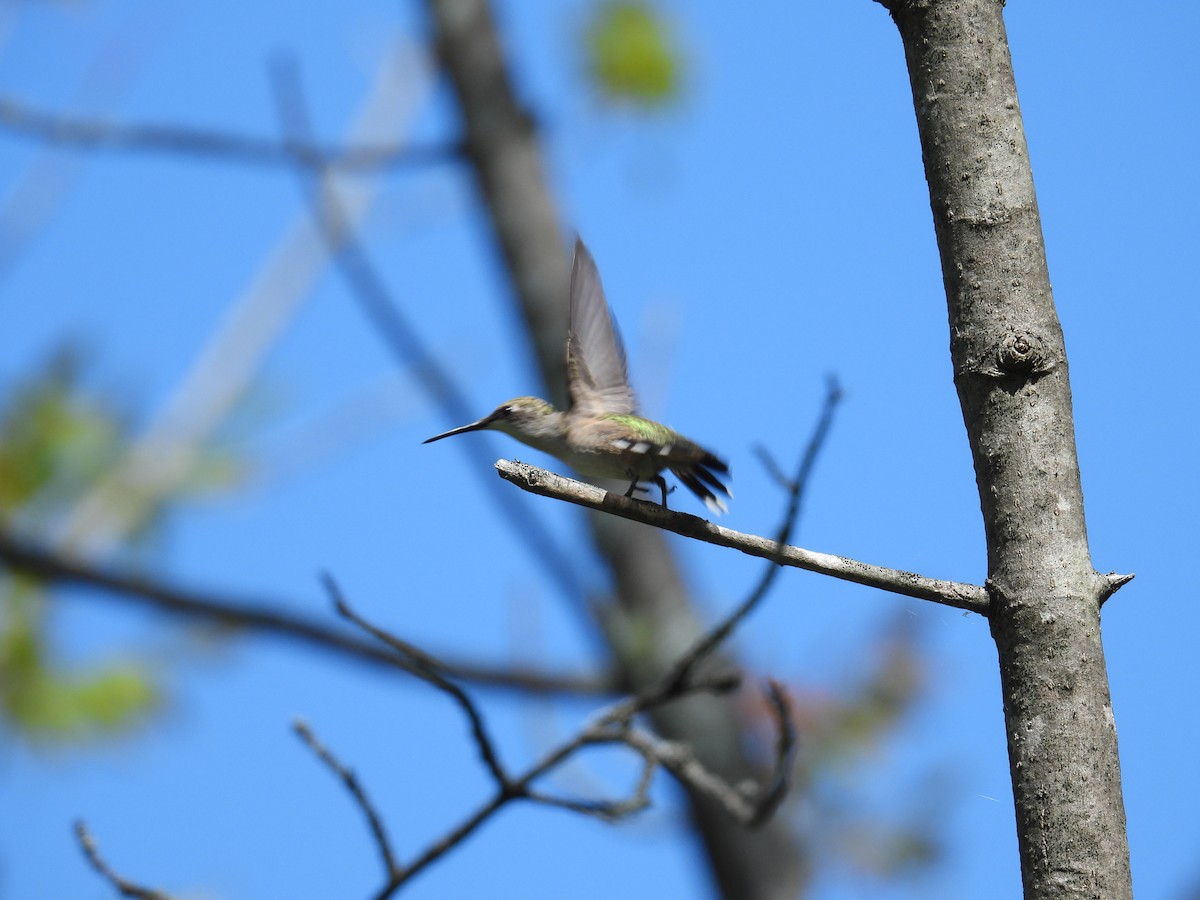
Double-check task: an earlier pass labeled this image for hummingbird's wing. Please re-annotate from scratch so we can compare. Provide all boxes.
[567,239,638,417]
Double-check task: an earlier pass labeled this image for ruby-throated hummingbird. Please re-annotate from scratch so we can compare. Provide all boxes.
[424,239,731,514]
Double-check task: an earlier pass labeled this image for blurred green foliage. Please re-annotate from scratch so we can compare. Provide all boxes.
[586,1,681,107]
[0,349,243,743]
[1,576,159,738]
[0,349,126,524]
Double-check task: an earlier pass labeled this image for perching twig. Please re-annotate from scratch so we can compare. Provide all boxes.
[74,821,172,900]
[495,460,989,615]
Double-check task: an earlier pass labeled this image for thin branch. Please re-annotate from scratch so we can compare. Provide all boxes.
[0,95,459,171]
[747,679,798,828]
[1099,571,1136,607]
[307,581,787,897]
[324,575,511,791]
[753,445,794,492]
[74,821,172,900]
[615,727,759,822]
[581,381,833,824]
[525,751,656,822]
[294,719,399,877]
[495,461,989,615]
[364,672,760,896]
[650,377,846,701]
[0,528,608,696]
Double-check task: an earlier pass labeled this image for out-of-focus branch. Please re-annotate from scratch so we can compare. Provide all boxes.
[0,15,161,285]
[266,56,589,615]
[324,576,510,787]
[290,583,796,899]
[649,377,847,699]
[53,42,425,558]
[74,821,172,900]
[0,95,459,171]
[424,1,808,894]
[0,529,608,697]
[293,720,398,878]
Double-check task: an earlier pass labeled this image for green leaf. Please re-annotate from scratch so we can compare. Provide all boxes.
[586,1,681,106]
[0,347,125,518]
[3,658,160,740]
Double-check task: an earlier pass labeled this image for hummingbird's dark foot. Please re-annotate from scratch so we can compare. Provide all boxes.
[623,477,639,499]
[653,475,671,508]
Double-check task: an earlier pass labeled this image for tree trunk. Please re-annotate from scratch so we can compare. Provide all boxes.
[426,0,806,896]
[878,1,1132,897]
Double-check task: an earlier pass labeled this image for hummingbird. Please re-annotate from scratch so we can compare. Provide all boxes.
[424,239,731,514]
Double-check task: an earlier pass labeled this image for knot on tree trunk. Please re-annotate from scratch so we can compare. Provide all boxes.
[995,331,1054,376]
[962,330,1058,380]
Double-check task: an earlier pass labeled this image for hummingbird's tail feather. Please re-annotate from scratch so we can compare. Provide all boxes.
[693,460,730,492]
[671,452,732,515]
[697,451,729,475]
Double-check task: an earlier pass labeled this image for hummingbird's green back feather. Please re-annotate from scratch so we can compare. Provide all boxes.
[604,414,676,444]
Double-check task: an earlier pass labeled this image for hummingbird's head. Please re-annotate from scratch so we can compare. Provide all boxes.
[423,396,559,444]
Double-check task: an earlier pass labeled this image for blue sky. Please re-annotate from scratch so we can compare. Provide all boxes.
[2,1,1198,898]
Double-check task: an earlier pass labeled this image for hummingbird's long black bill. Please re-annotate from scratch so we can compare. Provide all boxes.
[422,419,489,444]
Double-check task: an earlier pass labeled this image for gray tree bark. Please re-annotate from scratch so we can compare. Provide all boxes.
[426,0,806,897]
[877,1,1133,897]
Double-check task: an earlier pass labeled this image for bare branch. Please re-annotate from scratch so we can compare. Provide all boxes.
[753,445,794,492]
[882,2,1132,894]
[1099,571,1136,607]
[323,575,511,791]
[370,673,753,892]
[747,679,798,828]
[74,821,173,900]
[294,719,399,877]
[0,528,607,696]
[616,727,760,823]
[650,377,847,702]
[0,95,458,171]
[526,751,656,822]
[552,383,834,826]
[302,584,775,897]
[496,460,988,614]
